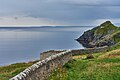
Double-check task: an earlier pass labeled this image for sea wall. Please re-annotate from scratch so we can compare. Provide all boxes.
[10,50,72,80]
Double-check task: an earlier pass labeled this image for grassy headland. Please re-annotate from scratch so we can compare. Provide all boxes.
[77,21,120,48]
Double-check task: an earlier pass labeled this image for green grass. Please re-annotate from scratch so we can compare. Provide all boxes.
[0,60,39,80]
[86,21,120,47]
[109,42,120,51]
[94,21,118,35]
[49,48,120,80]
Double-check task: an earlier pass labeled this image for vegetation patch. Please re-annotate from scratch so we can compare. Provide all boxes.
[49,48,120,80]
[0,60,39,80]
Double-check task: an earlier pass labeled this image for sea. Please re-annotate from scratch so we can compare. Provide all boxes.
[0,26,93,66]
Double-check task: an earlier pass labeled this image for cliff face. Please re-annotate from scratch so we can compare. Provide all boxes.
[77,21,120,48]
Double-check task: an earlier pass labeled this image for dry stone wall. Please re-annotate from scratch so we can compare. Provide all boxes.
[10,50,72,80]
[71,46,109,56]
[40,50,66,60]
[10,46,109,80]
[40,46,109,59]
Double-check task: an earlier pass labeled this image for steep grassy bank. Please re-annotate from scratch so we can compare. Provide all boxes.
[49,47,120,80]
[0,60,39,80]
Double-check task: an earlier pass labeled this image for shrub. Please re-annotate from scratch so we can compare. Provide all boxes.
[86,54,94,59]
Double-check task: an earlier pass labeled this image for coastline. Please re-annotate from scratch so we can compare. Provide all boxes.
[8,46,108,80]
[1,39,120,80]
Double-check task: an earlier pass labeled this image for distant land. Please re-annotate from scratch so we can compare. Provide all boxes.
[0,26,93,31]
[0,26,93,28]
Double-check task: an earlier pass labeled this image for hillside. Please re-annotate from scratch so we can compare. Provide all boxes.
[76,21,120,48]
[49,44,120,80]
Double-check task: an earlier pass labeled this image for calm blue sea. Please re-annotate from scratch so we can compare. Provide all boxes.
[0,26,93,66]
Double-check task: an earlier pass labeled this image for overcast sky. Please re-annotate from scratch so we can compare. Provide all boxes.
[0,0,120,26]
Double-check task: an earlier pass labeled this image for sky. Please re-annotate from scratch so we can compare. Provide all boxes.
[0,0,120,26]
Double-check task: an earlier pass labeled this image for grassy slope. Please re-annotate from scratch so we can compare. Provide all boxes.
[94,21,118,35]
[0,60,39,80]
[49,47,120,80]
[77,21,120,48]
[94,25,120,45]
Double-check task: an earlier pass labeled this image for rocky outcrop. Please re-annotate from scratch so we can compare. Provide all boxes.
[77,21,120,48]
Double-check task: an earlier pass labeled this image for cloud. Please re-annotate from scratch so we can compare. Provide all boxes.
[63,0,120,6]
[0,0,120,26]
[94,18,120,25]
[0,15,64,27]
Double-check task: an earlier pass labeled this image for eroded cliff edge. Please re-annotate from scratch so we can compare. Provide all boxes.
[76,21,120,48]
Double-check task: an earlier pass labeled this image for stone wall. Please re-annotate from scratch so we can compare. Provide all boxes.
[71,46,109,56]
[10,46,109,80]
[40,50,66,60]
[10,50,72,80]
[40,46,109,59]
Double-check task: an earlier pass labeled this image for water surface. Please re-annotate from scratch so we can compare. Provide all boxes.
[0,26,93,66]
